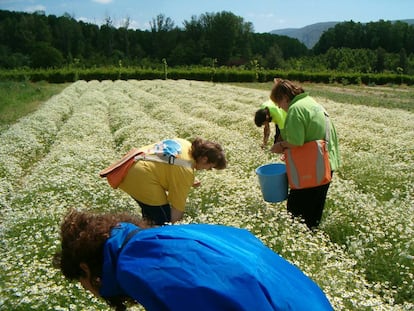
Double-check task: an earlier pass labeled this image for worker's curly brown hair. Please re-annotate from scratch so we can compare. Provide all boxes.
[53,209,147,310]
[191,137,227,169]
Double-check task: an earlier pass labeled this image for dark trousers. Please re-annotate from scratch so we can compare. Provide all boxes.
[135,200,171,225]
[274,124,281,143]
[287,172,333,229]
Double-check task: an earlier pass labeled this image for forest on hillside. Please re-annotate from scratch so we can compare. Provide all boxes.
[0,9,413,75]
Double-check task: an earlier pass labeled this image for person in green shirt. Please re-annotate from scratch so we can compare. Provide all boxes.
[269,78,340,229]
[254,100,287,149]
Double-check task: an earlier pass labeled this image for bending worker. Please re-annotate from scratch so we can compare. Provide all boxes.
[54,209,334,311]
[254,99,287,149]
[100,137,226,225]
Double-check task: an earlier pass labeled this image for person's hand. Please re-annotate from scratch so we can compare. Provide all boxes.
[193,180,201,187]
[270,142,284,154]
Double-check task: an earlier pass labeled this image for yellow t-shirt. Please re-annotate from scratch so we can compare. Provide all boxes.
[118,139,195,211]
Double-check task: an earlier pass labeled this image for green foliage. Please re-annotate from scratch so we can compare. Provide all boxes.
[2,10,414,74]
[313,20,414,54]
[0,81,68,129]
[30,42,64,68]
[1,67,414,86]
[0,9,308,69]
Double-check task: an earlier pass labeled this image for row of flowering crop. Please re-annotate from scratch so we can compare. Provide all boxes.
[0,80,412,310]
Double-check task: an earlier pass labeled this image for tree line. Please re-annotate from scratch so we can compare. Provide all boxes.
[0,9,413,75]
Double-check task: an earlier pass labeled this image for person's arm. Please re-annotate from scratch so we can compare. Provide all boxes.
[167,167,193,222]
[270,141,298,154]
[262,123,270,149]
[170,206,184,223]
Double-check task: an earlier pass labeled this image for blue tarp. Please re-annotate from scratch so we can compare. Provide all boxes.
[101,223,333,311]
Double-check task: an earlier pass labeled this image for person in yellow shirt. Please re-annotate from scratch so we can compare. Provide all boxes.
[102,138,226,225]
[254,100,287,150]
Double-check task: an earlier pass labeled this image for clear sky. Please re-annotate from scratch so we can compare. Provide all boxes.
[1,0,413,33]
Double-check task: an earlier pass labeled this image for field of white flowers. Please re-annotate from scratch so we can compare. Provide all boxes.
[0,79,413,310]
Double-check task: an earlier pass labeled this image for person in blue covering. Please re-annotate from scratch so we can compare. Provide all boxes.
[53,209,333,311]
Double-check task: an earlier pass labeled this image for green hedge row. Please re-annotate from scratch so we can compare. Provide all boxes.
[0,67,413,85]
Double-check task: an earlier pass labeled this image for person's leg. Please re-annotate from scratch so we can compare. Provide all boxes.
[136,200,171,225]
[274,124,281,143]
[307,183,330,227]
[287,182,330,229]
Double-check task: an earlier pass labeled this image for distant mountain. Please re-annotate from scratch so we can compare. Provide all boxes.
[270,19,414,49]
[270,22,337,49]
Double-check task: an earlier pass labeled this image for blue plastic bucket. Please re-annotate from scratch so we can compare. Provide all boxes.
[255,163,288,203]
